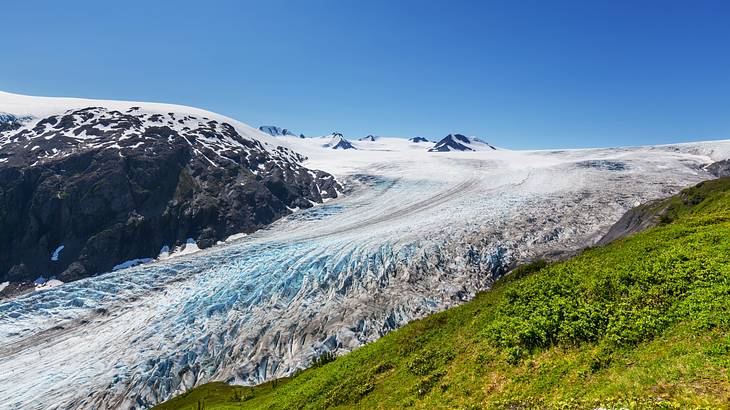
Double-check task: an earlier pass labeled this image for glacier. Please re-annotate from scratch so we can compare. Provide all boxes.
[1,131,730,409]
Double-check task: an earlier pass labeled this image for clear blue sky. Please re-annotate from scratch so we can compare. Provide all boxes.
[1,0,729,149]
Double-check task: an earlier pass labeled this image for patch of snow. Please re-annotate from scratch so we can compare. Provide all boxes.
[50,245,64,261]
[35,279,64,291]
[112,258,153,271]
[167,238,202,258]
[157,245,171,260]
[224,233,247,242]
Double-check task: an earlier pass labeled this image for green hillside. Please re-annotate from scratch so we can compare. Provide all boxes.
[156,178,730,410]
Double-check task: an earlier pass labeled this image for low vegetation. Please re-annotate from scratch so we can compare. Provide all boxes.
[155,178,730,409]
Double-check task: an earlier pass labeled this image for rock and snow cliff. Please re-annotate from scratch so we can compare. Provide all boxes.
[0,92,340,285]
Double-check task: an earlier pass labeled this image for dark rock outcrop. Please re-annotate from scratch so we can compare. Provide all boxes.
[0,107,340,283]
[430,134,473,152]
[597,177,730,245]
[707,159,730,177]
[596,199,669,246]
[258,125,295,137]
[428,134,496,152]
[325,133,356,150]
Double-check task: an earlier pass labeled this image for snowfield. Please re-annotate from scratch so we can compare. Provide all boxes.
[1,94,729,409]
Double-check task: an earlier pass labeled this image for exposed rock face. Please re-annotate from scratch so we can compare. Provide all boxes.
[0,107,340,283]
[707,159,730,177]
[597,177,730,245]
[258,125,296,137]
[323,133,356,150]
[596,198,668,246]
[428,133,496,152]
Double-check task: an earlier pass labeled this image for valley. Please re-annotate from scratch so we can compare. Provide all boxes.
[1,93,729,409]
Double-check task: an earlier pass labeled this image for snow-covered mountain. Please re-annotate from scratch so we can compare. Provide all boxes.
[321,132,356,150]
[2,92,730,410]
[258,125,297,137]
[428,133,496,152]
[0,91,339,285]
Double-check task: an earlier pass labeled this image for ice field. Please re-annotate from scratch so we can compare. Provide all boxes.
[1,92,729,409]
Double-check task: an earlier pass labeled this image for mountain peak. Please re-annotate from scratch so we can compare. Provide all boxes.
[428,134,496,152]
[323,133,356,150]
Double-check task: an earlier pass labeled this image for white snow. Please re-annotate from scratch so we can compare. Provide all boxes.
[34,279,64,291]
[224,233,248,242]
[50,245,64,261]
[157,245,171,260]
[169,238,201,258]
[0,91,291,161]
[112,258,153,271]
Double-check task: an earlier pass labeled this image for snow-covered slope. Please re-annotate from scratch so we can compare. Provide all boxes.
[0,91,314,171]
[0,91,285,148]
[1,93,730,409]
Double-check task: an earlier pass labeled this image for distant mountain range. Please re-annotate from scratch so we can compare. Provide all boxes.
[257,126,499,153]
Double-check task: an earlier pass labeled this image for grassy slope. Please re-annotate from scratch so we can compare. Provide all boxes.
[155,178,730,410]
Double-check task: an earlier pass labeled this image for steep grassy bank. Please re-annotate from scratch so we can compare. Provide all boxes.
[156,178,730,409]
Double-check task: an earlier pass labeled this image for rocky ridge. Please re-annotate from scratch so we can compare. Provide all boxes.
[0,101,340,284]
[428,133,496,152]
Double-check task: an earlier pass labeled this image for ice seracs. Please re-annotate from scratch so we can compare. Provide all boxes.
[428,133,496,152]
